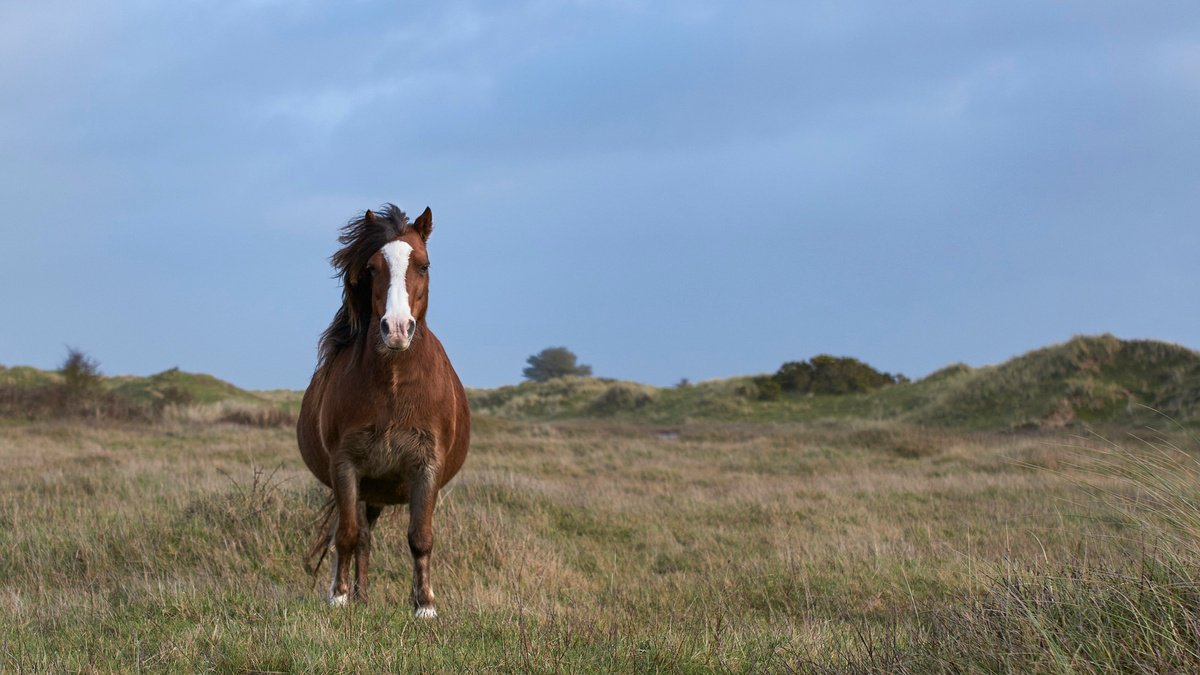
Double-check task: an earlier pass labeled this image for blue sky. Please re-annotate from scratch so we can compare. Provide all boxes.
[1,1,1198,389]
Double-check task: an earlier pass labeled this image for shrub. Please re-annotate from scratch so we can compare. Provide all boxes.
[807,355,897,394]
[766,355,902,396]
[750,376,781,401]
[774,361,813,393]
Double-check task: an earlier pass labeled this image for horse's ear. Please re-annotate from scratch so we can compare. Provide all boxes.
[364,209,376,223]
[414,207,433,241]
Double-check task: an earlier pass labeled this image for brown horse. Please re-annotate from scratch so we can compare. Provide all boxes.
[297,204,470,617]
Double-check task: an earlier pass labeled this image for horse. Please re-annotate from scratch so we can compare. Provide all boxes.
[297,204,471,618]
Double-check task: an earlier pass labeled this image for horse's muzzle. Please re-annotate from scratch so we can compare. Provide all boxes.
[381,317,417,351]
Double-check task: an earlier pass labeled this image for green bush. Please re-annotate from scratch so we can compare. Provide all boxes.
[750,376,781,401]
[774,361,812,393]
[767,355,901,396]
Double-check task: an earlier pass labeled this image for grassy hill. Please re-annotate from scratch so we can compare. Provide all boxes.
[107,367,263,406]
[469,335,1200,430]
[4,334,1197,430]
[0,363,260,403]
[0,363,287,424]
[907,335,1200,428]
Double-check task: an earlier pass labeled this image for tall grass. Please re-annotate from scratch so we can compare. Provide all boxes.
[2,413,1199,670]
[892,426,1200,673]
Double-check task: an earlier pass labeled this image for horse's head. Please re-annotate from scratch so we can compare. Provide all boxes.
[363,207,433,352]
[326,204,435,358]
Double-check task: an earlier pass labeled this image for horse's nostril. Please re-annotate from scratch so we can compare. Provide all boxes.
[380,318,389,335]
[406,321,417,340]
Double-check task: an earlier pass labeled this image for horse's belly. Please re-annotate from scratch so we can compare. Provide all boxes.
[345,427,435,504]
[359,476,411,505]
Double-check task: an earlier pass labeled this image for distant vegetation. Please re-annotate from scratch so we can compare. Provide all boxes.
[2,335,1198,431]
[473,335,1200,430]
[0,348,152,421]
[522,346,592,382]
[0,349,292,426]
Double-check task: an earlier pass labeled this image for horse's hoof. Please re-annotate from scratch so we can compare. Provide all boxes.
[328,593,350,607]
[415,606,438,619]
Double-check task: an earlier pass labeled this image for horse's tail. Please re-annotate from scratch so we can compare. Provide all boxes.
[303,494,337,578]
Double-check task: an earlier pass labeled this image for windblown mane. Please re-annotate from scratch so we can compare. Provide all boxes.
[316,204,413,370]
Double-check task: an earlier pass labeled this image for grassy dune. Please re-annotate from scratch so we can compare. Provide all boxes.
[3,414,1200,671]
[5,334,1198,430]
[471,335,1200,429]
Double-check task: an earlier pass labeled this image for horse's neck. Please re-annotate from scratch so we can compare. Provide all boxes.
[357,330,435,389]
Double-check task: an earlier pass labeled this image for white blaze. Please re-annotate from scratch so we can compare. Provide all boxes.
[381,240,415,329]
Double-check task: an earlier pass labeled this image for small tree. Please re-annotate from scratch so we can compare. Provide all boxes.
[57,347,103,417]
[60,347,102,395]
[523,347,592,382]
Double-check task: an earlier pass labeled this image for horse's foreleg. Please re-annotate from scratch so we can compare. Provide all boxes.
[328,460,360,606]
[354,503,383,603]
[407,466,440,618]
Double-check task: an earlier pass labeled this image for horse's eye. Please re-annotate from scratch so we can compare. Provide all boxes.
[419,264,430,276]
[367,265,378,276]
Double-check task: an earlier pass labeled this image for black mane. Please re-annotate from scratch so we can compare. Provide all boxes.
[317,204,413,369]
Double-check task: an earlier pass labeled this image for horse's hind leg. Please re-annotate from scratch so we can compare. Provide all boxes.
[353,503,383,602]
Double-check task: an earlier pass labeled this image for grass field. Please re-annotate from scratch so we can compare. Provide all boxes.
[3,412,1200,671]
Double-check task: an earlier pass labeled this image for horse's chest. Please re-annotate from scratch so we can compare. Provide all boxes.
[344,427,435,478]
